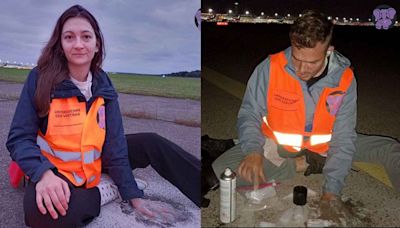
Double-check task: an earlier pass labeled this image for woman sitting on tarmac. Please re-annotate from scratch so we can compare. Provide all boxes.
[6,5,200,228]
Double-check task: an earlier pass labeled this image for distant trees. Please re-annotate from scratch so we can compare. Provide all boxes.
[165,70,200,78]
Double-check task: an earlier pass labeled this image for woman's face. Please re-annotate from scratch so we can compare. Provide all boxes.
[61,17,98,69]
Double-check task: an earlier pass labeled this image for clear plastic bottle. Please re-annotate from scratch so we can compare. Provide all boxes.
[277,185,309,226]
[292,186,308,224]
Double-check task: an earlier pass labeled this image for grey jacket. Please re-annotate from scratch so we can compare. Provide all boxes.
[237,47,357,195]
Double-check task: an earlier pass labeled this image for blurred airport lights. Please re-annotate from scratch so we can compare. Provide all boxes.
[203,8,390,25]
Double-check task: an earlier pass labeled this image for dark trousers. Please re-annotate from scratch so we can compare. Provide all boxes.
[24,133,200,227]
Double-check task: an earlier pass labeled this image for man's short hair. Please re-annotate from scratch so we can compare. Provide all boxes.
[289,10,333,48]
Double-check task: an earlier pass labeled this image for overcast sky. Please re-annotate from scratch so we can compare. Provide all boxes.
[0,0,200,74]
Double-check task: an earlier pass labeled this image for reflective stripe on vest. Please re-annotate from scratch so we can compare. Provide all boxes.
[87,175,96,184]
[37,135,101,164]
[310,134,332,145]
[72,172,85,185]
[263,116,303,147]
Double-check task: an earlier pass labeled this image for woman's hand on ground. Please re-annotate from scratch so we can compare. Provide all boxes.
[35,169,71,219]
[131,198,175,224]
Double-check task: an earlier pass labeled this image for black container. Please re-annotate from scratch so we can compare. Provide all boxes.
[293,185,307,206]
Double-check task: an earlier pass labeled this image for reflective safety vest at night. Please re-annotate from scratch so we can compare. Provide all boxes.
[261,51,354,154]
[37,97,106,188]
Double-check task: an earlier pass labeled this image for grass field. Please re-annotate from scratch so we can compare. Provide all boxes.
[0,67,200,100]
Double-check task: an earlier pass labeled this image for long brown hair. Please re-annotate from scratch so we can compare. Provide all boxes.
[35,5,105,117]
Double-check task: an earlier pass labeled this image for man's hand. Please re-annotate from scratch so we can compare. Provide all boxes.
[321,192,338,201]
[35,170,70,220]
[319,192,350,223]
[304,150,326,176]
[238,152,266,189]
[131,198,175,224]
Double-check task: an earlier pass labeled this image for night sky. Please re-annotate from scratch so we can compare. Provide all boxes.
[202,0,400,20]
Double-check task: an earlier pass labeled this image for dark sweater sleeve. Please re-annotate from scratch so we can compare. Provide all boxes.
[6,69,55,182]
[101,95,144,200]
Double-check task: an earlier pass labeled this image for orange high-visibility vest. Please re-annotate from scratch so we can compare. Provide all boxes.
[37,97,106,188]
[261,51,354,154]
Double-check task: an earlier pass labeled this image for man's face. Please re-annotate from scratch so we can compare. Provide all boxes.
[291,41,330,81]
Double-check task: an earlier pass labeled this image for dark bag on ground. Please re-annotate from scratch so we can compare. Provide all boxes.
[201,135,235,208]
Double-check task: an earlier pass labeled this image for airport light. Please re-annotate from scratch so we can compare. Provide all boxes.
[356,18,359,22]
[245,11,249,15]
[287,14,291,17]
[234,2,239,6]
[208,8,213,13]
[335,17,339,20]
[275,13,278,17]
[261,12,264,16]
[349,18,353,21]
[368,18,371,22]
[228,9,232,14]
[327,16,332,20]
[299,14,302,17]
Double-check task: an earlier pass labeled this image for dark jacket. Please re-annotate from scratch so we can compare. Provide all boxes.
[6,67,144,200]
